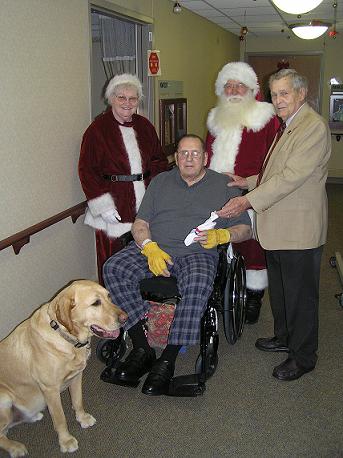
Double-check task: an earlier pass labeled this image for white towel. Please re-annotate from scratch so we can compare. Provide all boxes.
[184,212,219,246]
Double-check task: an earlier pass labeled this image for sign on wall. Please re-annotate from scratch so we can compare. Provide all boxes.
[148,50,161,76]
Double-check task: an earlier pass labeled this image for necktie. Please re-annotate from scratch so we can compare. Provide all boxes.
[256,122,286,186]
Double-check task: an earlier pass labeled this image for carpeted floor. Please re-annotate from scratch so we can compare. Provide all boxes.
[2,184,343,458]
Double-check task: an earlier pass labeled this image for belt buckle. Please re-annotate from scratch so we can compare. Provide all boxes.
[111,175,119,182]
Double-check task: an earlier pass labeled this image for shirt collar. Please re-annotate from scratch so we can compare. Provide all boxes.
[175,168,208,187]
[285,103,306,127]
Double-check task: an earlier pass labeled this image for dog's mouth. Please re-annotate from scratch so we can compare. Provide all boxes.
[90,325,120,339]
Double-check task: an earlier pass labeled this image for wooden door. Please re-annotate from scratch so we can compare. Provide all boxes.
[247,54,323,112]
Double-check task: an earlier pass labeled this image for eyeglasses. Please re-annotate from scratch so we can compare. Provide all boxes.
[224,82,248,91]
[177,150,203,159]
[115,95,139,105]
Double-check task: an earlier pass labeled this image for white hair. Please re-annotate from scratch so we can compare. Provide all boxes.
[105,73,143,103]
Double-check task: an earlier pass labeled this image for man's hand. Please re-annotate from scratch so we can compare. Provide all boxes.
[141,242,173,277]
[101,209,121,223]
[197,229,231,249]
[216,196,251,218]
[225,172,248,189]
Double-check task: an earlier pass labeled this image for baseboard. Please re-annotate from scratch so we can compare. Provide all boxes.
[327,176,343,184]
[328,168,343,181]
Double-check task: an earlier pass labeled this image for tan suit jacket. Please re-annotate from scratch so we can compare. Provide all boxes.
[246,103,331,250]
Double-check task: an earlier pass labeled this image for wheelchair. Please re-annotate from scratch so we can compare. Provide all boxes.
[97,233,246,397]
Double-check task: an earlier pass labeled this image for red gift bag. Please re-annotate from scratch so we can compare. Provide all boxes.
[145,301,176,348]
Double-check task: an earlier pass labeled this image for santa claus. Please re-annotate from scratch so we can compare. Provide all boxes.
[79,74,168,284]
[206,61,279,324]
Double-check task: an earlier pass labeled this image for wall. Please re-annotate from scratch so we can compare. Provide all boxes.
[0,0,96,338]
[0,0,238,339]
[246,34,343,178]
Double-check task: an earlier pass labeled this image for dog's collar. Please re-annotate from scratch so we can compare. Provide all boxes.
[50,320,90,349]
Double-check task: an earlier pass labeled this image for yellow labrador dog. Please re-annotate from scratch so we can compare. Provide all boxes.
[0,280,127,457]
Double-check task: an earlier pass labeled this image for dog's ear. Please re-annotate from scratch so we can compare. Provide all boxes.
[54,290,76,334]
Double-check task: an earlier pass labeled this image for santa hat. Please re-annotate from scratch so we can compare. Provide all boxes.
[105,73,143,102]
[215,62,259,97]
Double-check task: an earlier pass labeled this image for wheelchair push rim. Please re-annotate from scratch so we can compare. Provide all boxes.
[223,253,247,345]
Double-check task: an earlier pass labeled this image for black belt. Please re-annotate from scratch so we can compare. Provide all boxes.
[103,171,150,182]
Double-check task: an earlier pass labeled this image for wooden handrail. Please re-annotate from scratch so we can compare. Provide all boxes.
[0,201,87,255]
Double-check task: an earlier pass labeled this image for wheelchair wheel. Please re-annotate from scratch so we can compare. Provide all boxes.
[96,330,127,365]
[223,253,246,345]
[195,334,219,380]
[195,306,219,380]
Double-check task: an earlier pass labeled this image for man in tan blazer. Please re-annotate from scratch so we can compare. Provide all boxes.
[217,68,331,381]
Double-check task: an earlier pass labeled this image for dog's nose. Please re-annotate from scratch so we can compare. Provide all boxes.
[119,313,128,324]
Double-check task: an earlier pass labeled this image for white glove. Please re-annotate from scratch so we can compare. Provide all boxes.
[101,209,121,224]
[184,212,218,246]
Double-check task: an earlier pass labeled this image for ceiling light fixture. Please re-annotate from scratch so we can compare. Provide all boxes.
[173,2,182,14]
[239,26,249,41]
[289,20,331,39]
[271,0,324,15]
[328,2,339,39]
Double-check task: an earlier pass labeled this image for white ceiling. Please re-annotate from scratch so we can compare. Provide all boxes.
[177,0,343,38]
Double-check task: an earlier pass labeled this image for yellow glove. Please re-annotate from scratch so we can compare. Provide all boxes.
[202,229,230,249]
[141,241,172,276]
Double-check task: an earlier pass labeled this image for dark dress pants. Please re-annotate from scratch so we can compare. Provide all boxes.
[266,246,323,369]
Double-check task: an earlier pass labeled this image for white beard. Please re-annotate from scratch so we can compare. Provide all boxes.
[211,93,257,131]
[207,93,275,173]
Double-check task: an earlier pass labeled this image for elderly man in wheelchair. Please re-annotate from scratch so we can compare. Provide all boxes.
[101,134,252,397]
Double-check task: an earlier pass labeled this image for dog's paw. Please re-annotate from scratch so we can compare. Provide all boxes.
[59,435,78,453]
[77,412,96,428]
[30,412,43,422]
[7,440,28,457]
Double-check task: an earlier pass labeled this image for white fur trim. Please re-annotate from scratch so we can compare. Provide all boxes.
[107,222,133,237]
[84,210,133,238]
[215,62,259,97]
[119,126,143,174]
[246,269,268,290]
[209,122,242,173]
[87,192,116,217]
[242,101,275,131]
[119,125,144,212]
[85,192,127,237]
[133,181,145,212]
[207,101,275,174]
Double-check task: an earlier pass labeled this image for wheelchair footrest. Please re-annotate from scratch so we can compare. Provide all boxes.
[100,367,140,388]
[168,374,206,397]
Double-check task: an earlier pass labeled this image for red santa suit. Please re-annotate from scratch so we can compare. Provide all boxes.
[206,62,279,294]
[79,110,168,284]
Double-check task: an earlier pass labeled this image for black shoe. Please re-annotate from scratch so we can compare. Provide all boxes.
[255,336,289,352]
[245,289,264,324]
[113,347,156,387]
[272,357,315,381]
[141,359,175,396]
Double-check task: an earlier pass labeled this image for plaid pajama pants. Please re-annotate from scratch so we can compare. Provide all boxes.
[103,242,217,345]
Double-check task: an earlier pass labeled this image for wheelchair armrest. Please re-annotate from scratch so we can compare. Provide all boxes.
[118,231,134,248]
[140,276,180,303]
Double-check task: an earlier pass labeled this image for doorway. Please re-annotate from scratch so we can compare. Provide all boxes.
[247,53,323,112]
